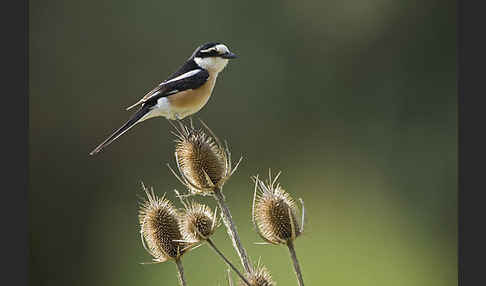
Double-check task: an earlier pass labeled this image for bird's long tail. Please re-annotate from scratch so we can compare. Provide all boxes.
[89,105,152,155]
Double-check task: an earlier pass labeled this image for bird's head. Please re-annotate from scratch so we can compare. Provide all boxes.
[191,42,237,73]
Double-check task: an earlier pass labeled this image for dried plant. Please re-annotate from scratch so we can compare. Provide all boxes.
[252,171,305,286]
[177,196,251,286]
[241,262,275,286]
[179,200,218,242]
[168,120,251,275]
[136,119,308,286]
[138,183,191,286]
[169,120,241,195]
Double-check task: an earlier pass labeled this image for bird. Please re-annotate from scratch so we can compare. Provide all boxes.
[89,42,237,156]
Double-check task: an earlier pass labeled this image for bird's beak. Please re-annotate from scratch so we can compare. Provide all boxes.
[221,51,237,59]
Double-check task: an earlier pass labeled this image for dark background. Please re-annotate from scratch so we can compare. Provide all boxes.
[29,0,456,285]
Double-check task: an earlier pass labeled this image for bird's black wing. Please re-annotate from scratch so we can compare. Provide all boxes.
[164,58,201,81]
[126,68,209,110]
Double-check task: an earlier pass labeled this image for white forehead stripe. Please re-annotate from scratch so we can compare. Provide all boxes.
[163,69,201,84]
[200,44,230,54]
[200,47,215,53]
[215,44,229,54]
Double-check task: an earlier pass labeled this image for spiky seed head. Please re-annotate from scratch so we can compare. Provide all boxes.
[180,201,217,241]
[240,264,275,286]
[138,185,186,262]
[253,172,301,245]
[176,127,225,189]
[170,120,241,194]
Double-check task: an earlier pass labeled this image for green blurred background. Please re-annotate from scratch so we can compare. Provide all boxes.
[29,0,456,285]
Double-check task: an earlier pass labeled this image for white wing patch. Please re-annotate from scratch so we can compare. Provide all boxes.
[163,69,202,84]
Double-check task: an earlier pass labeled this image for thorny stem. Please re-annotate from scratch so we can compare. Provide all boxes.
[175,259,187,286]
[213,187,252,274]
[207,238,251,286]
[287,240,304,286]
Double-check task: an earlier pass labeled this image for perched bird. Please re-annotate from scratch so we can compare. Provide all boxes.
[89,42,237,155]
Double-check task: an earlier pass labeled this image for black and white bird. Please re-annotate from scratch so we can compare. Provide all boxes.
[89,42,237,155]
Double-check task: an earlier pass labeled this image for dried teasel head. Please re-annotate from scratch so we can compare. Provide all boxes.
[240,263,275,286]
[138,183,188,263]
[179,200,219,242]
[169,120,242,195]
[252,170,305,245]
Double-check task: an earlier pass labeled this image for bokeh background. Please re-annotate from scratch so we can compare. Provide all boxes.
[29,0,456,285]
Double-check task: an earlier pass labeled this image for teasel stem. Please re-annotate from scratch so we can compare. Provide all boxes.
[227,268,234,286]
[287,240,304,286]
[175,258,187,286]
[212,187,252,274]
[206,238,251,286]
